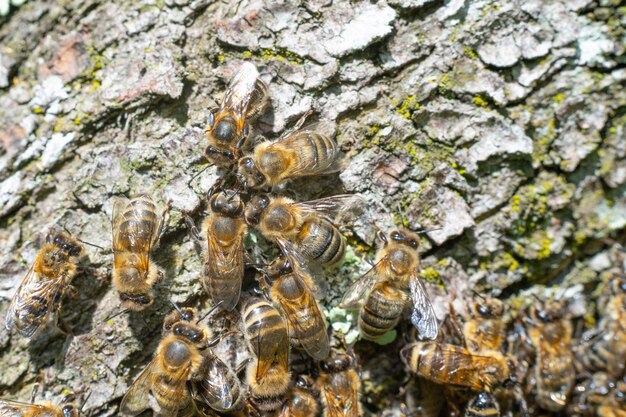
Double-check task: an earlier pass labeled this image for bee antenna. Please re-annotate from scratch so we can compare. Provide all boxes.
[170,300,182,313]
[80,391,92,411]
[415,227,441,235]
[396,202,407,227]
[197,301,223,324]
[471,290,486,301]
[60,225,106,250]
[187,164,212,188]
[104,308,129,322]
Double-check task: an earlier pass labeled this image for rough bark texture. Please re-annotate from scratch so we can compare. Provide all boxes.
[0,0,625,416]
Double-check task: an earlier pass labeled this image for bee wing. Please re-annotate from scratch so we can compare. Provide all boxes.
[0,399,49,416]
[205,226,245,311]
[221,62,260,118]
[255,311,290,381]
[291,195,365,224]
[195,357,240,412]
[322,384,360,417]
[5,262,63,338]
[120,359,157,416]
[409,274,438,340]
[276,275,329,360]
[339,258,387,309]
[275,237,323,283]
[111,197,127,252]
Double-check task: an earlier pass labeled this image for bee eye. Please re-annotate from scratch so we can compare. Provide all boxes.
[477,304,489,316]
[409,239,418,248]
[391,231,403,241]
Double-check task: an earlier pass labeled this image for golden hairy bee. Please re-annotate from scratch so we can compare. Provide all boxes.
[200,189,247,312]
[121,305,234,417]
[205,62,269,166]
[262,256,329,360]
[576,276,626,378]
[111,194,164,311]
[6,229,83,338]
[317,352,361,417]
[237,112,340,189]
[162,307,244,413]
[400,342,518,393]
[241,296,291,413]
[341,228,438,341]
[568,372,626,417]
[0,398,80,417]
[523,301,575,412]
[245,194,360,269]
[279,375,319,417]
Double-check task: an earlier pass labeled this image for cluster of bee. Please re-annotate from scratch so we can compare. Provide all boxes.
[400,274,626,417]
[2,61,624,417]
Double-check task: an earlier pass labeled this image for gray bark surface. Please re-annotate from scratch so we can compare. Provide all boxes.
[0,0,625,415]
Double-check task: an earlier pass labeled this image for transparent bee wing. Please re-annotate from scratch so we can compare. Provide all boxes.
[119,359,156,416]
[409,274,438,340]
[323,384,360,417]
[339,258,386,309]
[6,262,63,338]
[221,62,260,119]
[0,399,49,416]
[205,224,245,311]
[275,274,330,360]
[195,357,240,412]
[275,237,323,283]
[292,194,365,224]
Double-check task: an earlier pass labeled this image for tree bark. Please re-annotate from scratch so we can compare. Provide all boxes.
[0,0,625,415]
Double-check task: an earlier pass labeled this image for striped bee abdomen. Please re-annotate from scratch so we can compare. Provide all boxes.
[119,195,158,252]
[297,217,345,268]
[359,283,407,340]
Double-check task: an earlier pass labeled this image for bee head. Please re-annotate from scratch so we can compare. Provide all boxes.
[163,339,192,368]
[163,307,195,333]
[172,322,206,347]
[266,257,292,279]
[245,194,270,226]
[210,190,244,217]
[62,405,78,417]
[473,298,505,319]
[389,229,419,250]
[210,115,239,144]
[52,233,83,257]
[295,375,315,389]
[320,353,352,373]
[530,302,564,323]
[237,156,266,189]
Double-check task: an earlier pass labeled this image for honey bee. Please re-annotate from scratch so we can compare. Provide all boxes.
[576,276,626,378]
[317,352,361,417]
[245,194,359,269]
[400,342,518,392]
[0,398,79,417]
[464,392,500,417]
[263,256,329,360]
[242,296,291,413]
[200,189,247,311]
[6,229,83,338]
[523,301,575,412]
[112,194,163,311]
[120,332,204,416]
[237,114,339,189]
[279,375,319,417]
[340,228,438,341]
[161,306,244,413]
[462,296,506,354]
[568,372,626,417]
[205,62,269,166]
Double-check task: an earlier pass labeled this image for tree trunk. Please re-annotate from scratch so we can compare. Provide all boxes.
[0,0,625,415]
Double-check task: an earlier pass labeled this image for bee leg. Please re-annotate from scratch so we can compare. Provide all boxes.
[183,213,202,242]
[446,303,466,347]
[30,382,40,402]
[55,314,74,337]
[155,201,172,245]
